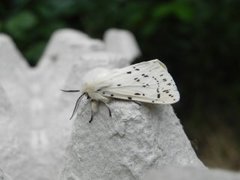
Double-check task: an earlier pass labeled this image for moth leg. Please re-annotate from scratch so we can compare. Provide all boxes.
[101,102,112,117]
[89,101,98,123]
[132,100,142,106]
[89,110,94,123]
[70,93,86,120]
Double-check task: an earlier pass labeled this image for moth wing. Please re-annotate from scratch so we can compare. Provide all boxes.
[97,59,180,104]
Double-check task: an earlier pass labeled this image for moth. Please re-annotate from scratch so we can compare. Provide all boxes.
[62,59,180,123]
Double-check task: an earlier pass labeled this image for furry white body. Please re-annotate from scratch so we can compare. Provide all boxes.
[81,68,112,114]
[82,68,112,104]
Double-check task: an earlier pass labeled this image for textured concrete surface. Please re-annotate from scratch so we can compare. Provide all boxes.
[104,28,141,62]
[0,34,29,70]
[1,28,238,180]
[0,168,12,180]
[0,34,30,111]
[141,167,240,180]
[38,28,105,69]
[61,97,203,180]
[0,84,11,122]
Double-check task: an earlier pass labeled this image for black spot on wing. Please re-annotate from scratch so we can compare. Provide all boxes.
[134,77,140,82]
[127,71,132,74]
[142,73,149,77]
[117,84,121,86]
[134,93,141,95]
[163,90,169,93]
[132,66,140,71]
[157,94,160,98]
[142,84,149,87]
[128,97,132,100]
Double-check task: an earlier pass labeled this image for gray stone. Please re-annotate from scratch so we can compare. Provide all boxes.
[0,36,37,180]
[104,28,141,62]
[0,168,13,180]
[79,51,130,69]
[0,84,26,180]
[0,34,29,70]
[38,28,105,69]
[0,33,68,180]
[0,84,12,122]
[0,34,30,110]
[141,167,240,180]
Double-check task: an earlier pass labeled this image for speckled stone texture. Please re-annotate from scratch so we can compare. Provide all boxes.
[141,167,240,180]
[104,28,141,61]
[0,168,13,180]
[2,28,238,180]
[61,96,203,180]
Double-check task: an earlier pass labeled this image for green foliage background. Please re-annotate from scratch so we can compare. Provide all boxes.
[0,0,240,170]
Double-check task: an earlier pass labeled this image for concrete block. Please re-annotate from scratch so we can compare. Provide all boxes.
[38,28,105,69]
[0,34,30,110]
[141,167,240,180]
[0,168,12,180]
[104,28,141,62]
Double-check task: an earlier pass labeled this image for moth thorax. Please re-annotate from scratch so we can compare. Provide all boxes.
[82,82,97,95]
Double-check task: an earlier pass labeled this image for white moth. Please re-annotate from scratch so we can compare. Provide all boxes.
[62,59,180,122]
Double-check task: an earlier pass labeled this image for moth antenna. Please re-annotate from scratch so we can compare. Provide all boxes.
[70,93,86,120]
[61,89,80,93]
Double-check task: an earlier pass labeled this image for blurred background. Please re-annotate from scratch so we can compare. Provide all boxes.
[0,0,239,170]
